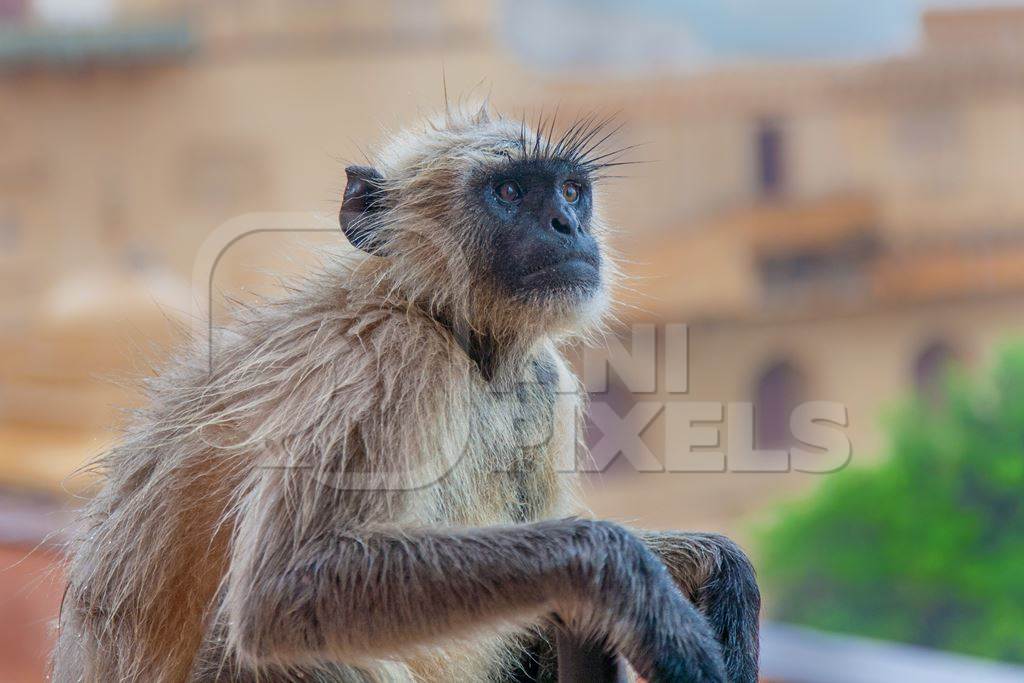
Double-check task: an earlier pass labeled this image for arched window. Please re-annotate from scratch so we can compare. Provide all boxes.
[913,340,958,403]
[585,366,639,476]
[754,359,803,449]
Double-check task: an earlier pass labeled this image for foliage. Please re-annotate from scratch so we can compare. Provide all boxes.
[758,343,1024,663]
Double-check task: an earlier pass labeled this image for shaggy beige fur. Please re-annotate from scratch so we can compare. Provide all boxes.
[53,107,758,683]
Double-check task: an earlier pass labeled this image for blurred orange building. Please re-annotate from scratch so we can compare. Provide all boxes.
[2,2,1024,679]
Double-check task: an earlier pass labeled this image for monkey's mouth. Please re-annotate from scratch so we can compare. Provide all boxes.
[519,253,602,293]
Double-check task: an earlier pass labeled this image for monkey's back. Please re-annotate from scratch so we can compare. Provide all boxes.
[54,272,581,682]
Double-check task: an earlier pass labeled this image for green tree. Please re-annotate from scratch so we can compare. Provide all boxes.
[759,343,1024,663]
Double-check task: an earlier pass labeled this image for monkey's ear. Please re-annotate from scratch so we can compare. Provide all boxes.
[340,165,387,255]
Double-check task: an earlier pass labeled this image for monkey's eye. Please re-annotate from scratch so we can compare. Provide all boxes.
[495,180,522,204]
[561,181,581,204]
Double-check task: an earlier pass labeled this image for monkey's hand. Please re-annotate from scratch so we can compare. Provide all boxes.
[640,531,761,683]
[558,521,727,683]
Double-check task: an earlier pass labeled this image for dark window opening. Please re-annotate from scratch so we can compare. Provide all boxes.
[914,340,958,404]
[756,118,786,198]
[585,366,640,477]
[754,359,803,449]
[757,231,880,308]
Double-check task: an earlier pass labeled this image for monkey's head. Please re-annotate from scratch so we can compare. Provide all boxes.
[339,106,620,346]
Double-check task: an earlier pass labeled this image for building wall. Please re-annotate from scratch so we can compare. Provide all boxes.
[584,294,1024,539]
[2,2,1024,515]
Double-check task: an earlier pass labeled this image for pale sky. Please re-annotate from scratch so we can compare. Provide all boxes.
[591,0,1024,60]
[503,0,1024,71]
[31,0,1024,64]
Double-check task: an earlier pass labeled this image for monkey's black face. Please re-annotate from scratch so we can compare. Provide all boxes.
[472,158,602,302]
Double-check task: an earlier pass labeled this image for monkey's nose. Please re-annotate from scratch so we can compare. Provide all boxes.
[549,208,579,237]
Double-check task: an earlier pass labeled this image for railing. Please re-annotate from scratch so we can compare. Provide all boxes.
[554,621,1024,681]
[760,622,1024,683]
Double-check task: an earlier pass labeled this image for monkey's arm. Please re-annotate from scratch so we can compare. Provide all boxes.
[223,476,725,682]
[640,531,761,683]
